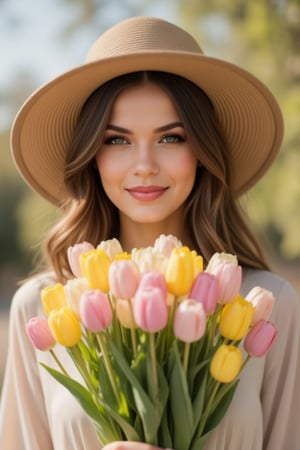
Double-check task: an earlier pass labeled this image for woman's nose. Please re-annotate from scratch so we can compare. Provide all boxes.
[132,143,159,176]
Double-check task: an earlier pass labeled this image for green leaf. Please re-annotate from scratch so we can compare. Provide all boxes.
[100,399,142,442]
[97,355,119,411]
[190,430,213,450]
[169,344,194,450]
[204,380,239,434]
[107,339,161,444]
[40,363,119,443]
[192,369,208,432]
[146,348,169,411]
[187,358,210,394]
[158,406,173,449]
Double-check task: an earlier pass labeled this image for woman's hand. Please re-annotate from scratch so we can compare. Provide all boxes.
[103,442,170,450]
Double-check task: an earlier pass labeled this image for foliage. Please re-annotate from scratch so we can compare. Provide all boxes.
[177,0,300,260]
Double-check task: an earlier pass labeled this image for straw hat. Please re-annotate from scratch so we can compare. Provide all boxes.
[11,16,283,205]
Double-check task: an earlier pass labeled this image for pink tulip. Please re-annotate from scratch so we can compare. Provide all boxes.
[67,241,95,277]
[189,272,219,314]
[153,234,182,257]
[26,317,56,351]
[209,262,242,304]
[245,286,275,325]
[244,320,277,357]
[174,300,207,343]
[109,259,140,299]
[137,271,168,298]
[133,286,168,332]
[79,290,113,332]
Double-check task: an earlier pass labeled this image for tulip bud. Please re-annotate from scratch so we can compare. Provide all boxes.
[132,247,167,272]
[80,290,113,332]
[165,247,195,296]
[210,344,242,383]
[64,277,89,316]
[206,252,238,273]
[26,317,56,351]
[245,286,275,325]
[109,259,140,299]
[48,306,82,347]
[97,238,123,260]
[153,234,182,257]
[138,271,168,299]
[219,295,254,341]
[80,249,111,292]
[41,283,68,317]
[116,299,137,329]
[189,272,219,314]
[209,262,242,304]
[133,286,168,332]
[67,241,95,277]
[173,299,206,343]
[244,320,277,357]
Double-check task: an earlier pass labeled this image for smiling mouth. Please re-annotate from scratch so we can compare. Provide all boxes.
[126,186,168,201]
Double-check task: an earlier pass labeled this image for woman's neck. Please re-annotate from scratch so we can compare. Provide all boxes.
[118,216,192,252]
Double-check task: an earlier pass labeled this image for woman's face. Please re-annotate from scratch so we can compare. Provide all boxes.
[95,82,197,232]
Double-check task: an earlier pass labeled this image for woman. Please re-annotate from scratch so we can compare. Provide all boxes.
[1,16,299,450]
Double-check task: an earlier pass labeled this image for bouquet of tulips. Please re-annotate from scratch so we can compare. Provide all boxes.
[26,235,277,449]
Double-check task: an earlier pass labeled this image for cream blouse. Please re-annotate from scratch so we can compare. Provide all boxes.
[0,269,300,450]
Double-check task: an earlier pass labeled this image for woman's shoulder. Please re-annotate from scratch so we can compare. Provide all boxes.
[10,272,57,319]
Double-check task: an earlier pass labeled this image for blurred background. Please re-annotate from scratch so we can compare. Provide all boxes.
[1,0,300,388]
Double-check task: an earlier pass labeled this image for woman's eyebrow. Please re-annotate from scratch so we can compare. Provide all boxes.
[154,122,184,132]
[106,121,184,134]
[106,124,131,133]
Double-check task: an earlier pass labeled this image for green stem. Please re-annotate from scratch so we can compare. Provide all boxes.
[49,349,70,377]
[128,299,137,358]
[149,333,158,393]
[167,296,179,348]
[96,334,122,407]
[183,342,191,375]
[130,327,137,358]
[68,345,96,394]
[240,354,251,372]
[206,304,222,356]
[197,380,221,438]
[208,379,236,414]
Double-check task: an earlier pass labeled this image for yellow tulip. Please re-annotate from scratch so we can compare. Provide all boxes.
[219,295,255,341]
[113,252,131,260]
[80,249,111,292]
[41,283,67,317]
[48,306,82,347]
[210,344,242,383]
[191,250,203,277]
[165,247,195,296]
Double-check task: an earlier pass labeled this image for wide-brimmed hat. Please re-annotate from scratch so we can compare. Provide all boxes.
[11,16,283,205]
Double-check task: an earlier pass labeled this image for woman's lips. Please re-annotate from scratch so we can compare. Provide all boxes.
[126,186,168,201]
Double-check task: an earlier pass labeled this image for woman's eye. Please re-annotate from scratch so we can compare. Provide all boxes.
[104,136,128,145]
[161,134,184,144]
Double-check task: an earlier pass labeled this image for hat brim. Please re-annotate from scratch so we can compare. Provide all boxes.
[11,50,283,205]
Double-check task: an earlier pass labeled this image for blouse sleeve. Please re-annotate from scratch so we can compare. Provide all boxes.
[0,278,53,450]
[261,277,300,449]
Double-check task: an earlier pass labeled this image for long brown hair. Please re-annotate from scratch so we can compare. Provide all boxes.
[42,71,269,281]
